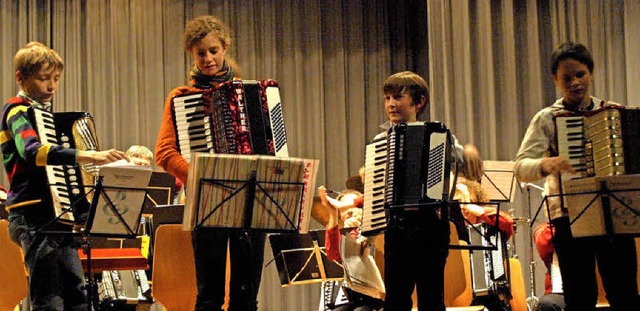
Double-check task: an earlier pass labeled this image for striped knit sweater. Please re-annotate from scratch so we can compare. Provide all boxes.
[1,95,77,211]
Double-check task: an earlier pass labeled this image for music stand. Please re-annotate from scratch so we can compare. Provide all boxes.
[142,171,177,213]
[481,161,518,203]
[267,229,345,286]
[38,165,152,310]
[478,161,518,250]
[560,174,640,238]
[183,153,318,233]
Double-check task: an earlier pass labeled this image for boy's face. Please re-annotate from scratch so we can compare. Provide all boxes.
[130,156,151,166]
[17,63,61,103]
[553,58,593,107]
[384,91,420,124]
[190,32,227,76]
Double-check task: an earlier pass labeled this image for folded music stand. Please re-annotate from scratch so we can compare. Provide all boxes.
[267,229,346,286]
[184,153,318,233]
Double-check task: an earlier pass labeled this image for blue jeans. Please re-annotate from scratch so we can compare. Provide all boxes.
[8,206,88,311]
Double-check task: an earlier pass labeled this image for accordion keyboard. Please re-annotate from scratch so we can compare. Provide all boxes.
[554,115,590,179]
[362,137,388,236]
[172,92,214,160]
[30,108,92,224]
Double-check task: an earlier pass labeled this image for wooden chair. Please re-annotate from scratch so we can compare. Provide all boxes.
[0,220,28,311]
[508,258,528,311]
[151,224,197,311]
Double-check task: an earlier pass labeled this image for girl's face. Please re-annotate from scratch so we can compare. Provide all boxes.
[17,63,61,103]
[338,193,363,225]
[553,58,593,107]
[190,32,227,76]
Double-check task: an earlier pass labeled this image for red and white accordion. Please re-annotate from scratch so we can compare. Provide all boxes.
[171,79,289,159]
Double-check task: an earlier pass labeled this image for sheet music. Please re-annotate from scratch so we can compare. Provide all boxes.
[564,174,640,237]
[298,158,319,233]
[481,160,517,202]
[340,235,385,300]
[90,165,152,236]
[184,153,318,232]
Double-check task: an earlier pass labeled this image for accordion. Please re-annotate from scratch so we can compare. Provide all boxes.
[554,106,640,237]
[171,79,289,159]
[319,280,350,310]
[96,269,151,310]
[553,106,640,180]
[29,107,100,225]
[361,122,455,236]
[467,223,511,298]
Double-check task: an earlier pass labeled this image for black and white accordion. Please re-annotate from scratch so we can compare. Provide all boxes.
[171,79,289,159]
[319,280,350,311]
[361,121,455,236]
[553,105,640,180]
[29,107,100,225]
[467,223,511,299]
[96,269,152,310]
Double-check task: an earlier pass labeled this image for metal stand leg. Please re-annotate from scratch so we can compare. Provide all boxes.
[524,186,539,311]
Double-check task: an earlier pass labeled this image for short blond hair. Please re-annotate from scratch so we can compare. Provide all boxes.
[126,145,153,161]
[14,41,64,80]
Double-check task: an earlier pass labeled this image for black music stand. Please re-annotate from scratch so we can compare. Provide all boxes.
[184,154,318,233]
[448,200,504,251]
[549,174,640,238]
[37,166,152,311]
[449,160,517,252]
[192,172,303,232]
[142,171,177,213]
[267,229,346,286]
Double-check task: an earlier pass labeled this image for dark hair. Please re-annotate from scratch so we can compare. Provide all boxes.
[383,71,429,117]
[551,41,594,75]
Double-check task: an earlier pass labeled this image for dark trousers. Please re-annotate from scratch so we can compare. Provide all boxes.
[192,229,266,311]
[383,209,450,311]
[536,293,565,311]
[552,216,640,311]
